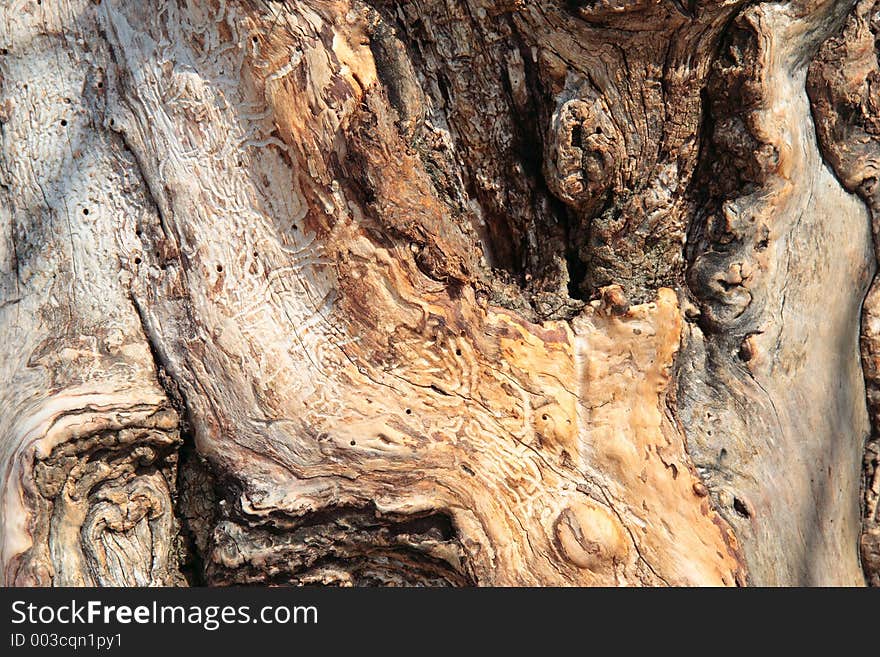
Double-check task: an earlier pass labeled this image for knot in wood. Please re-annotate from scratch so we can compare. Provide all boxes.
[553,503,628,572]
[599,284,630,316]
[545,97,619,209]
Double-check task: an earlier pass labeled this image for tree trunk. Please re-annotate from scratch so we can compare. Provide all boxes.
[1,0,879,586]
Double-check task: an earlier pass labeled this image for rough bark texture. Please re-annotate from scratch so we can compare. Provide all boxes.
[1,0,878,586]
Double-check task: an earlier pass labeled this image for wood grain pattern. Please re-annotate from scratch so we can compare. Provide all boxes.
[0,0,876,586]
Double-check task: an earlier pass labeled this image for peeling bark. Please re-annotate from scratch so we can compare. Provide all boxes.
[0,0,877,586]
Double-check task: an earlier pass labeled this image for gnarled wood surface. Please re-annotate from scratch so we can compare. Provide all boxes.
[0,0,878,586]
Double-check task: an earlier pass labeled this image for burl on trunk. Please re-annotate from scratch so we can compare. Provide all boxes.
[1,0,879,586]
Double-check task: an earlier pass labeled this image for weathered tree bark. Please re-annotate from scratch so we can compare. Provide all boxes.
[1,0,879,586]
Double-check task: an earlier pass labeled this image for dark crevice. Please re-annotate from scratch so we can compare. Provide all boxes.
[175,440,214,587]
[368,1,580,316]
[214,549,471,587]
[503,15,586,309]
[206,503,475,587]
[130,295,215,586]
[565,237,590,301]
[733,496,752,519]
